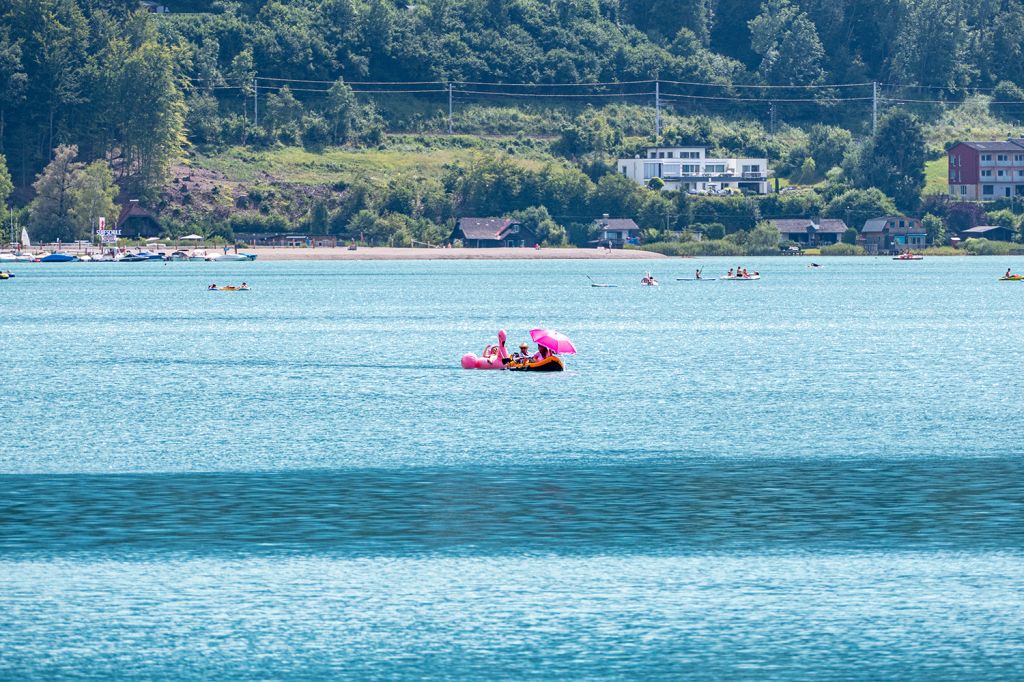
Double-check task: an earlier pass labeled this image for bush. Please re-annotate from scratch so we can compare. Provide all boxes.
[991,81,1024,121]
[920,245,963,256]
[228,212,289,233]
[676,239,746,256]
[964,238,1014,255]
[301,114,332,151]
[819,242,866,256]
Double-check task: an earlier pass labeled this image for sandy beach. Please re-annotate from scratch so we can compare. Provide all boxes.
[241,246,668,261]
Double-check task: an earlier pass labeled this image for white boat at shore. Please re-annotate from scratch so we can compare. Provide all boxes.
[209,253,256,262]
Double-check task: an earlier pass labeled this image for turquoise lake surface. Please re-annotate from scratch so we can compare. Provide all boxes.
[1,256,1023,678]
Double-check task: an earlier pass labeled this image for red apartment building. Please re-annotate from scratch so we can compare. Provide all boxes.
[948,140,1024,200]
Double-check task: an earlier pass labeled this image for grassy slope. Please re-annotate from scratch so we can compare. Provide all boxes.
[924,158,947,196]
[191,136,553,187]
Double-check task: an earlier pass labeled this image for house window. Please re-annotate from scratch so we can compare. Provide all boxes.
[982,170,992,177]
[508,224,520,234]
[1015,155,1024,162]
[682,164,700,174]
[949,156,956,166]
[982,154,992,162]
[998,170,1006,177]
[983,184,994,195]
[960,185,967,195]
[998,154,1008,161]
[621,166,628,176]
[1017,170,1024,177]
[648,151,656,159]
[705,164,726,173]
[643,162,660,180]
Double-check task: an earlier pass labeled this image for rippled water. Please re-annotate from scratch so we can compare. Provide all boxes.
[1,257,1023,678]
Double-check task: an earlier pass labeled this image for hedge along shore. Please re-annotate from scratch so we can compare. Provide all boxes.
[238,247,668,261]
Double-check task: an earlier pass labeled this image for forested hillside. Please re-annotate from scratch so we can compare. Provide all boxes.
[3,0,1024,246]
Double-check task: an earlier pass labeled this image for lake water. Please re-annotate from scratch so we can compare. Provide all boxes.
[1,257,1023,678]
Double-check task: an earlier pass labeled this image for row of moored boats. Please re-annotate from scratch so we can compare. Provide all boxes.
[0,250,256,263]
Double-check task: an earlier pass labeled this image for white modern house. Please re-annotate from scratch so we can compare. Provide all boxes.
[617,146,771,194]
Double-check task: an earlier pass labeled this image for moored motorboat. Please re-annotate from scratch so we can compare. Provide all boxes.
[166,251,189,261]
[893,253,924,260]
[118,253,149,262]
[210,253,252,262]
[38,252,78,262]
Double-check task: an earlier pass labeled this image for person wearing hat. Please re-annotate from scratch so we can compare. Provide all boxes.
[512,342,530,363]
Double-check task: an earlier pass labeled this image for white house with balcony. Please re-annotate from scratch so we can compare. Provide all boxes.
[616,146,771,194]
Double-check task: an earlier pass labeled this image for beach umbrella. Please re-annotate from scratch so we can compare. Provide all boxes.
[529,328,576,355]
[181,234,204,240]
[146,237,161,242]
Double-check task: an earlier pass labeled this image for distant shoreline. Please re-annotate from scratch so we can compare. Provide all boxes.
[237,246,668,261]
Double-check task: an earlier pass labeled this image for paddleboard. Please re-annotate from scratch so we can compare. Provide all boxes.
[676,277,717,281]
[590,283,618,288]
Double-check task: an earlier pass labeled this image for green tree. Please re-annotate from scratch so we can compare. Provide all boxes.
[746,221,782,254]
[117,40,187,197]
[922,213,946,245]
[29,144,83,243]
[823,187,898,229]
[991,81,1024,122]
[512,205,566,245]
[807,124,853,172]
[69,160,118,240]
[888,0,971,92]
[0,153,12,225]
[324,78,357,144]
[748,0,826,85]
[0,26,26,153]
[852,110,926,210]
[265,85,304,135]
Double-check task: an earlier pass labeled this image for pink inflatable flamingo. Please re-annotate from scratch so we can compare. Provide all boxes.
[461,329,510,369]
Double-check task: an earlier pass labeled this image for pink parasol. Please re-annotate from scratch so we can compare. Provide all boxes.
[529,328,576,355]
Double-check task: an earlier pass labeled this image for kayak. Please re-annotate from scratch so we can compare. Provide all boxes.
[641,280,659,286]
[999,275,1024,281]
[507,355,565,372]
[210,286,250,291]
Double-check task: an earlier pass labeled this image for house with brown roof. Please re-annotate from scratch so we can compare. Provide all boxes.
[770,218,848,247]
[859,216,926,254]
[116,200,161,239]
[450,217,536,248]
[592,217,640,248]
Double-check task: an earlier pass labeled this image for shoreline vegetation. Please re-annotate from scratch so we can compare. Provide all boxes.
[633,237,1024,257]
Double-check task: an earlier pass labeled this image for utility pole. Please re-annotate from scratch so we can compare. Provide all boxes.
[448,82,453,134]
[655,80,661,139]
[253,77,259,127]
[769,101,776,135]
[872,81,878,135]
